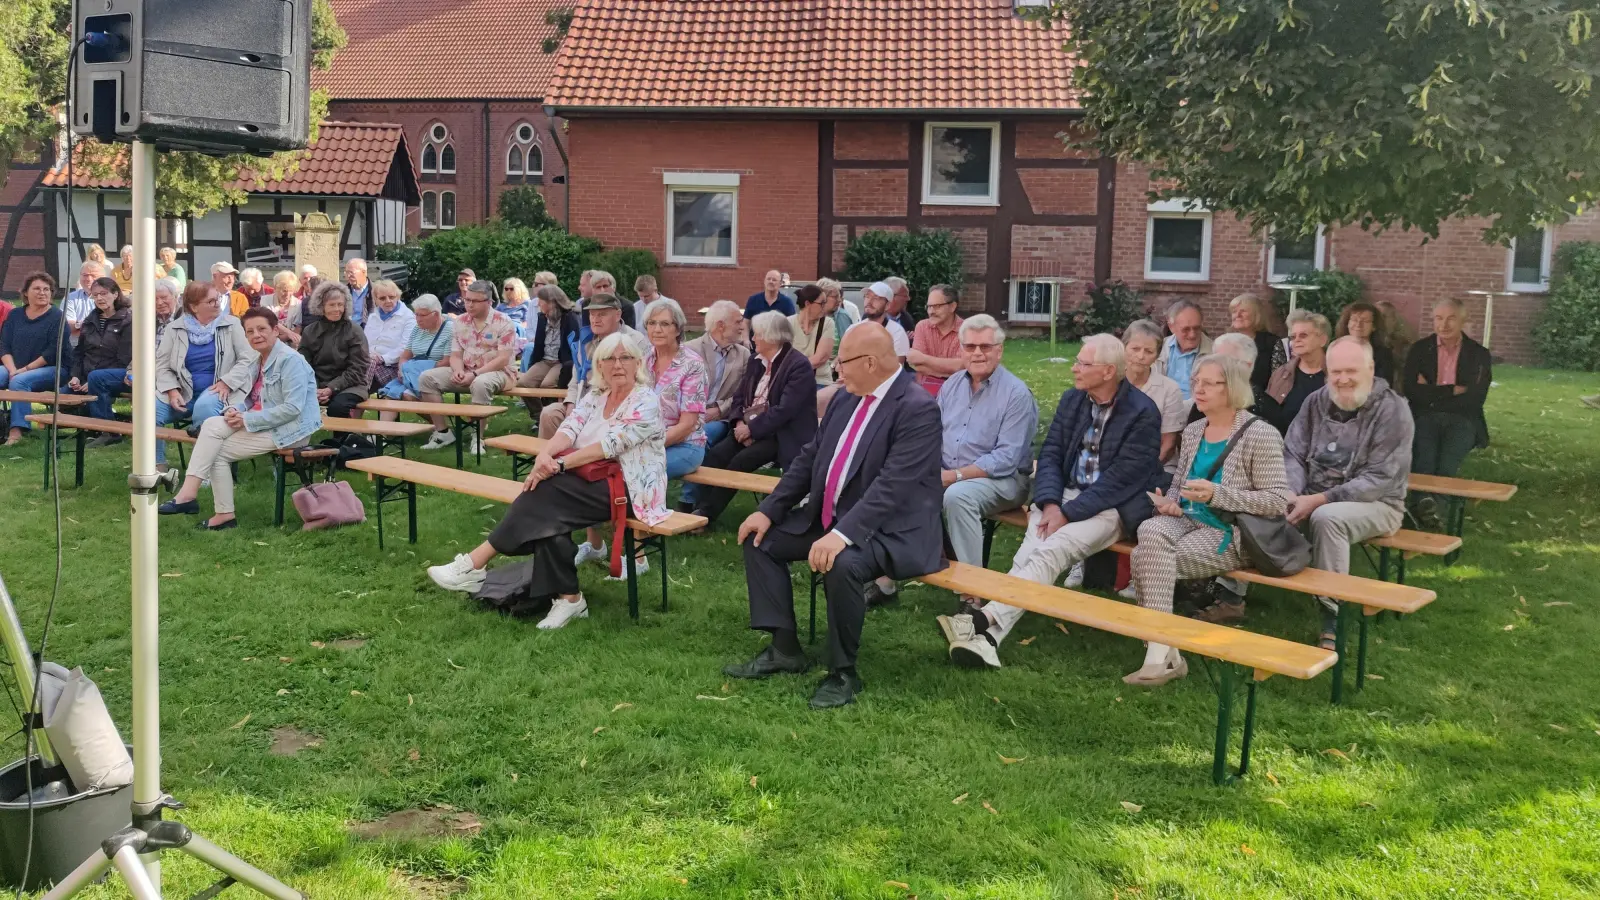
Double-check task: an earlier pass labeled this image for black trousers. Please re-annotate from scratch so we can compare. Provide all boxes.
[695,432,779,523]
[742,522,885,671]
[488,473,612,598]
[327,390,365,419]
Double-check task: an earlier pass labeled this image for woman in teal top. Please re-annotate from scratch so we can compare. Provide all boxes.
[1126,355,1294,687]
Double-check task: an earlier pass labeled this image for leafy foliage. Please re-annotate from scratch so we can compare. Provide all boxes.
[394,225,602,299]
[1532,241,1600,370]
[1060,280,1149,340]
[0,0,346,216]
[581,248,660,301]
[542,7,576,54]
[841,229,965,319]
[496,185,561,231]
[1274,268,1367,323]
[1032,0,1600,241]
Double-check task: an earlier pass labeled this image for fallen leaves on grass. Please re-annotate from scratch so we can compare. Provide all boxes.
[1366,673,1385,680]
[447,659,465,670]
[1549,724,1569,732]
[997,752,1025,764]
[612,702,633,712]
[350,690,365,697]
[1264,771,1280,786]
[1055,623,1069,636]
[1019,636,1036,646]
[592,726,605,735]
[1119,801,1142,813]
[749,776,758,788]
[580,756,587,769]
[884,882,910,891]
[1544,601,1573,607]
[1264,797,1289,807]
[408,749,420,761]
[1322,748,1350,761]
[696,694,732,701]
[161,572,182,578]
[310,641,326,649]
[227,713,252,730]
[1503,624,1516,631]
[952,793,968,804]
[276,689,291,696]
[1240,845,1256,856]
[982,800,998,815]
[279,657,292,663]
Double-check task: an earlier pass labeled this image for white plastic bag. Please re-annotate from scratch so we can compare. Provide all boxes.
[38,663,133,792]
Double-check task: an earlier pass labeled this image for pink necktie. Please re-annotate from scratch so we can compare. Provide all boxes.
[822,395,877,528]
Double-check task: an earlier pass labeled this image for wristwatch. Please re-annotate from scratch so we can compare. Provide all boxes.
[556,459,566,473]
[955,470,965,482]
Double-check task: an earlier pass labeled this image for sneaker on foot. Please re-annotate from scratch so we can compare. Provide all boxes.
[537,596,589,629]
[936,612,976,646]
[1117,584,1140,601]
[1064,562,1085,588]
[574,541,608,568]
[603,555,649,581]
[428,553,486,593]
[421,430,456,451]
[950,634,1002,669]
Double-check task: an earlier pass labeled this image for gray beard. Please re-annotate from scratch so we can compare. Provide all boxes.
[1331,386,1371,412]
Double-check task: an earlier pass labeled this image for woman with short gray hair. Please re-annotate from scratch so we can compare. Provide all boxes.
[691,309,818,526]
[1260,309,1330,433]
[642,296,710,479]
[1123,319,1187,463]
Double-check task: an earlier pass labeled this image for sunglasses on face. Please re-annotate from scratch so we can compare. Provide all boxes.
[961,342,998,353]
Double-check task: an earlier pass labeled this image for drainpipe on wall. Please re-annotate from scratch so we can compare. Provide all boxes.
[482,102,492,221]
[544,105,571,229]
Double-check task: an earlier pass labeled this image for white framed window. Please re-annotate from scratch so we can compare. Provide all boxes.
[1008,279,1058,324]
[1506,227,1553,292]
[439,191,456,229]
[507,146,523,176]
[923,122,1001,206]
[439,144,456,174]
[420,145,437,175]
[420,191,437,229]
[1145,199,1212,281]
[505,122,543,180]
[526,144,543,176]
[1268,225,1326,283]
[428,123,449,143]
[421,122,453,177]
[664,172,738,264]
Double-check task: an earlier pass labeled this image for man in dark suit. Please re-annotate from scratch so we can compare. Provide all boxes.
[724,323,946,708]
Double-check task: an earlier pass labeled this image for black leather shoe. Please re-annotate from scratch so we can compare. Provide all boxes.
[674,500,696,514]
[195,518,238,531]
[865,582,898,608]
[158,499,200,516]
[723,645,810,679]
[809,670,863,709]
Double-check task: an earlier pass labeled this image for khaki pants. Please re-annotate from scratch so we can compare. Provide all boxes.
[418,367,509,406]
[538,401,570,440]
[519,360,562,389]
[982,489,1122,646]
[186,417,284,515]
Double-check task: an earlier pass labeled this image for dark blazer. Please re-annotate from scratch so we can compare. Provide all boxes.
[526,310,581,386]
[1403,333,1492,448]
[298,317,371,398]
[725,343,817,468]
[1033,378,1165,535]
[1249,330,1278,394]
[70,306,133,380]
[759,369,946,579]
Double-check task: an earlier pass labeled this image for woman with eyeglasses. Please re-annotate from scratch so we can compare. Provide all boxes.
[499,277,533,349]
[1127,355,1292,685]
[66,277,134,437]
[427,331,668,630]
[789,285,838,416]
[151,281,256,471]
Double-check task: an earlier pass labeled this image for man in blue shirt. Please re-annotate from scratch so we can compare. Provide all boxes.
[938,333,1164,669]
[744,269,796,320]
[344,257,372,326]
[1157,299,1213,402]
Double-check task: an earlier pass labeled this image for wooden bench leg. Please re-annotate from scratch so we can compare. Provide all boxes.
[1208,662,1258,786]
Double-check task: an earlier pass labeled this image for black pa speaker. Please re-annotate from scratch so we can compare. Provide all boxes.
[70,0,312,154]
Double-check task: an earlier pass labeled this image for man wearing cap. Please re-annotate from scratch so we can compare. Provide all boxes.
[853,282,909,364]
[441,268,475,317]
[211,261,250,318]
[538,291,641,440]
[344,258,372,326]
[417,280,516,451]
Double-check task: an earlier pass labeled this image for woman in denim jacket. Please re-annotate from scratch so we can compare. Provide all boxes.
[158,307,321,530]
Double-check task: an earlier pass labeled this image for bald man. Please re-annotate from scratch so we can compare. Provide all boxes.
[724,323,946,709]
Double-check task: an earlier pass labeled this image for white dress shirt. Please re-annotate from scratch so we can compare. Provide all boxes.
[826,373,899,544]
[363,302,416,365]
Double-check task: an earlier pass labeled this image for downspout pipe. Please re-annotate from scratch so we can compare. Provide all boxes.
[482,102,492,221]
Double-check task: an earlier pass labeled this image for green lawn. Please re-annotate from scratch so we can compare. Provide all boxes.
[2,340,1598,899]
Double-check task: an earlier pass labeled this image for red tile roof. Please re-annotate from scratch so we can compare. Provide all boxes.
[42,123,418,202]
[314,0,569,100]
[546,0,1080,112]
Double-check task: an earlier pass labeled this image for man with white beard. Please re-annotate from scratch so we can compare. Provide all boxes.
[1281,336,1414,649]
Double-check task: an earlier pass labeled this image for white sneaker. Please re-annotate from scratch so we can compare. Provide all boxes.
[537,596,589,629]
[1118,584,1140,601]
[469,435,484,456]
[1064,562,1085,588]
[421,430,456,451]
[574,541,608,568]
[950,635,1002,669]
[428,553,486,593]
[603,555,648,581]
[936,613,976,646]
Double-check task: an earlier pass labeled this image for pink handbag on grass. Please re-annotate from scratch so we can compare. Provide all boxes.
[292,481,367,530]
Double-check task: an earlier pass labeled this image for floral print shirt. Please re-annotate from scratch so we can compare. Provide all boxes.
[558,384,670,525]
[644,346,710,448]
[451,308,516,373]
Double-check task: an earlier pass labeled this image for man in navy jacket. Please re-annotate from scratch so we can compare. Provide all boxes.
[939,334,1165,669]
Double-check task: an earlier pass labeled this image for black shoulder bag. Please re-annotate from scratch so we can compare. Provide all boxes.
[1202,416,1311,577]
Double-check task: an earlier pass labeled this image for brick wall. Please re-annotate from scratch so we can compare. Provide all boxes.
[835,169,906,217]
[327,100,568,237]
[0,146,51,295]
[566,118,819,314]
[834,122,907,160]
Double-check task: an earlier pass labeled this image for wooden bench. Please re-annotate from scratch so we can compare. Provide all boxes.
[27,412,192,489]
[921,560,1336,785]
[319,416,433,458]
[8,392,101,488]
[983,506,1435,703]
[355,399,506,470]
[343,455,707,620]
[1407,473,1517,562]
[503,386,567,401]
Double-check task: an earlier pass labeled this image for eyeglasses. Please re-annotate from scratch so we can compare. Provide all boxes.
[600,355,635,364]
[646,319,676,329]
[961,342,999,353]
[837,354,872,367]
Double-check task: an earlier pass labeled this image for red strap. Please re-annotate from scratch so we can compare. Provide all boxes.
[605,466,628,578]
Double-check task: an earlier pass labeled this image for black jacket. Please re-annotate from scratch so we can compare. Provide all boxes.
[1033,378,1166,535]
[759,369,946,580]
[1403,334,1492,448]
[71,306,133,381]
[726,343,818,469]
[298,317,371,397]
[527,310,582,387]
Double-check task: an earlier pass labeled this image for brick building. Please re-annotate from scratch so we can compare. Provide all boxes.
[546,0,1596,364]
[316,0,571,236]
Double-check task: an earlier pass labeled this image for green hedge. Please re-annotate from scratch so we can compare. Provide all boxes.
[841,229,964,318]
[378,225,630,300]
[1532,241,1600,370]
[1059,280,1150,340]
[1274,268,1366,323]
[581,248,660,300]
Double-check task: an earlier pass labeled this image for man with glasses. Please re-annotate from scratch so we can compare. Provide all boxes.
[908,284,966,395]
[939,333,1165,669]
[1157,299,1213,402]
[418,280,515,451]
[64,260,104,346]
[539,291,640,441]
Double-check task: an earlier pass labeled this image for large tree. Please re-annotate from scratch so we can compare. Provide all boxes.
[0,0,346,216]
[1034,0,1600,240]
